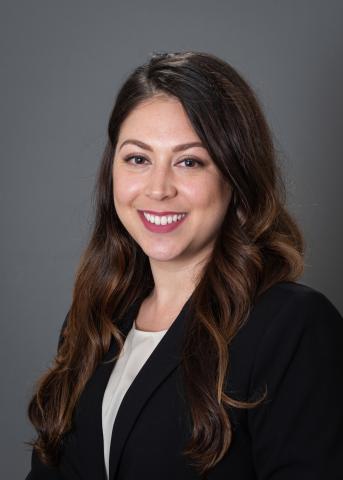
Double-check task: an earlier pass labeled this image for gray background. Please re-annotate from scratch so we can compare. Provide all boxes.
[1,1,342,477]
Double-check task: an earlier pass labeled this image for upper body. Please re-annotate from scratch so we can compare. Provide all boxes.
[24,52,343,480]
[25,280,343,480]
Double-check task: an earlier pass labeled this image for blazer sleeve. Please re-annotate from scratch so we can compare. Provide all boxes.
[247,288,343,479]
[25,311,70,480]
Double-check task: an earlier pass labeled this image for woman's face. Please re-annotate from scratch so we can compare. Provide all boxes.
[112,94,232,265]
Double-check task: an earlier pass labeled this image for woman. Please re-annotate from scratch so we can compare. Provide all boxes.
[25,51,343,480]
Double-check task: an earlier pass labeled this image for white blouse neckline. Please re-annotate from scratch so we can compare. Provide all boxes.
[133,318,169,334]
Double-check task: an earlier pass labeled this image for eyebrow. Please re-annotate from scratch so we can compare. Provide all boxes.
[118,139,206,152]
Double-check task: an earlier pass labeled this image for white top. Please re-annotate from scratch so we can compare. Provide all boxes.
[102,319,169,480]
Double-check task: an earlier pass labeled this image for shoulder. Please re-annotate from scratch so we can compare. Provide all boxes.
[228,281,343,395]
[244,281,343,394]
[244,280,342,342]
[254,279,339,315]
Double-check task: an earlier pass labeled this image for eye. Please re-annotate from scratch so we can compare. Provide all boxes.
[123,155,148,165]
[123,155,204,168]
[179,158,204,168]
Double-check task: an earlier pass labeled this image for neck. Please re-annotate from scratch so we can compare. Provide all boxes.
[147,247,212,309]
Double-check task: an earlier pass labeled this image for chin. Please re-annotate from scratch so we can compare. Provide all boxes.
[146,252,177,261]
[144,248,183,262]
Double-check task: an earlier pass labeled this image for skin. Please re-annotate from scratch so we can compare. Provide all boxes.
[112,94,232,328]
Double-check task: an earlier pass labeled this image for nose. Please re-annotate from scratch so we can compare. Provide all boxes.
[144,163,177,200]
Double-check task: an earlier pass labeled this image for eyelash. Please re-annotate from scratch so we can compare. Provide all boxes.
[123,155,204,168]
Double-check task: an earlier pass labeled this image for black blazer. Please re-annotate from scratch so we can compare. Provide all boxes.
[25,281,343,479]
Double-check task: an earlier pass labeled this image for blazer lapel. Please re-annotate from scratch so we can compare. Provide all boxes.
[108,295,192,480]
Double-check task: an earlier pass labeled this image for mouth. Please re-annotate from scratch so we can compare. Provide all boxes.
[138,210,188,233]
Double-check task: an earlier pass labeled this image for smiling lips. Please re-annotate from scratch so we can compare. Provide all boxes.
[138,210,188,233]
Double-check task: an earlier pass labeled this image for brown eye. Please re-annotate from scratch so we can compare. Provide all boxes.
[179,158,204,168]
[124,155,148,165]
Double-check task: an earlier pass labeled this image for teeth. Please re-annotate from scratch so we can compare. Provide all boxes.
[143,212,186,225]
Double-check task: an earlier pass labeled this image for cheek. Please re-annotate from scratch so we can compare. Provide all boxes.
[112,171,141,204]
[181,178,212,207]
[185,177,230,211]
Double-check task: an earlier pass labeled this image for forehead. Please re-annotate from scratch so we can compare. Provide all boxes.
[117,95,201,144]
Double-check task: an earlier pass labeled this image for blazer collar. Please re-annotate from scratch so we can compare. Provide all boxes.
[100,295,193,480]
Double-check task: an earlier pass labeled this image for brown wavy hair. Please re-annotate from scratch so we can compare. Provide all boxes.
[26,51,305,477]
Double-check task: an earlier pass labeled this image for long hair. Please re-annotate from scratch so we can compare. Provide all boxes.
[26,51,305,476]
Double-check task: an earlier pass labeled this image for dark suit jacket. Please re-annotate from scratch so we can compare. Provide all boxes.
[25,281,343,479]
